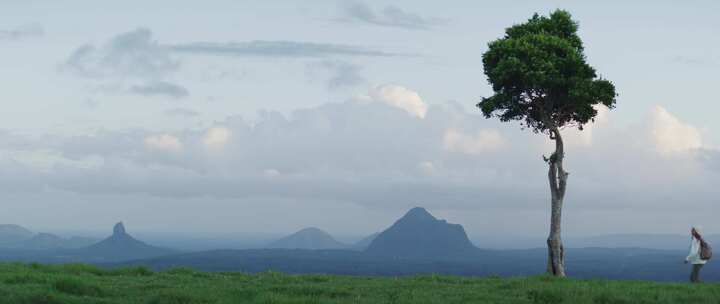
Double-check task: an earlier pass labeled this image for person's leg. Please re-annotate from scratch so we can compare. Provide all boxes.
[691,264,703,283]
[691,264,697,282]
[696,264,704,283]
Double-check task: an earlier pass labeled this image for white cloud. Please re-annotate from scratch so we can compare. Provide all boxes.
[651,106,702,154]
[263,169,281,179]
[443,128,505,155]
[1,100,719,224]
[560,105,611,147]
[362,84,427,118]
[417,161,437,175]
[203,127,231,148]
[144,134,182,152]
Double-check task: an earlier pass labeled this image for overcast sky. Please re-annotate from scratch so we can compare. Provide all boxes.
[1,0,719,241]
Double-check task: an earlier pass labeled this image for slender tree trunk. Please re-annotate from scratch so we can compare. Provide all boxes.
[545,127,568,277]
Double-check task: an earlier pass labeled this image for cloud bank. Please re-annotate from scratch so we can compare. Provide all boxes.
[0,84,717,218]
[341,2,446,30]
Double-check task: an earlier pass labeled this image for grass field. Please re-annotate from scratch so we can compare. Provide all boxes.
[0,263,718,304]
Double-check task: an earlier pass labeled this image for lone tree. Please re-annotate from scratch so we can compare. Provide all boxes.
[477,10,616,277]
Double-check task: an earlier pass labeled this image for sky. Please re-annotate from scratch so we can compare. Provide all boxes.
[1,0,719,242]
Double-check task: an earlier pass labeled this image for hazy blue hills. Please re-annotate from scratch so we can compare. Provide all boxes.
[0,224,98,250]
[366,207,476,257]
[267,227,348,250]
[0,222,174,263]
[0,208,717,282]
[0,224,34,246]
[116,207,717,282]
[19,233,97,250]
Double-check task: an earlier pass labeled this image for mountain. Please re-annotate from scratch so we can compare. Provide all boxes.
[81,222,174,261]
[19,233,66,250]
[267,227,347,250]
[365,207,476,257]
[353,232,380,250]
[19,233,99,250]
[0,224,34,246]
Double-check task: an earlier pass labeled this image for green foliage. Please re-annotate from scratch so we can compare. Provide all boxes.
[528,289,564,304]
[478,10,616,133]
[0,263,718,303]
[110,265,154,276]
[15,292,64,304]
[53,277,105,297]
[146,291,209,304]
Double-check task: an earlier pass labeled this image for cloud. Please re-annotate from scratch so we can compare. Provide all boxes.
[203,127,231,148]
[2,96,720,231]
[169,40,400,58]
[0,24,44,41]
[64,28,405,99]
[358,84,428,118]
[144,134,183,152]
[64,28,179,79]
[128,81,189,99]
[263,169,281,179]
[443,129,505,155]
[417,161,437,175]
[650,106,702,154]
[63,28,188,99]
[306,60,365,89]
[165,108,200,118]
[341,2,445,30]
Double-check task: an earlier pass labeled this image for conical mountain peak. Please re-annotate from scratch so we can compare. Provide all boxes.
[401,207,436,221]
[83,221,172,261]
[366,207,475,257]
[113,222,126,236]
[297,227,325,234]
[267,227,347,250]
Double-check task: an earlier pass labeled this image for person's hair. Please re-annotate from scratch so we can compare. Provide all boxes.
[692,227,704,241]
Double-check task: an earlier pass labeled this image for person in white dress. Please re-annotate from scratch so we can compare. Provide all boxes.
[685,226,708,283]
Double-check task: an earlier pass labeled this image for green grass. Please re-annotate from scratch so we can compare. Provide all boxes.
[0,263,718,303]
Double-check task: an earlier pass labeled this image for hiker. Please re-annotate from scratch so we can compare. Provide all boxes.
[685,226,712,283]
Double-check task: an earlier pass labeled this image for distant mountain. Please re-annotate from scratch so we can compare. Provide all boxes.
[0,224,34,246]
[267,227,347,250]
[366,207,476,257]
[20,233,66,250]
[353,232,380,250]
[81,222,174,261]
[19,233,99,250]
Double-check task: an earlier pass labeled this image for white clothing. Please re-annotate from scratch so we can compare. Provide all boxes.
[687,236,707,265]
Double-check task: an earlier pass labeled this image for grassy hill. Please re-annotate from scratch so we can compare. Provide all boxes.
[0,263,717,304]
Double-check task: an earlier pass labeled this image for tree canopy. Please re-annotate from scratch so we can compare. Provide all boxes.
[477,10,616,133]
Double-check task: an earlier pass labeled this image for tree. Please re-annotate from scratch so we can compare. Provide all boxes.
[477,10,616,277]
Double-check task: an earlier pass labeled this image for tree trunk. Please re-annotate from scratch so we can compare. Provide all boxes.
[545,127,568,277]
